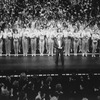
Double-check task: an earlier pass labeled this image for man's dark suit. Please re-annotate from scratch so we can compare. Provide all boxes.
[54,37,65,66]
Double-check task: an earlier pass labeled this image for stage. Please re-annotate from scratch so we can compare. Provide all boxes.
[0,53,100,75]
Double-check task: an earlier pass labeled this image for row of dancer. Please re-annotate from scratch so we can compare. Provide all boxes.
[0,22,100,57]
[0,24,55,57]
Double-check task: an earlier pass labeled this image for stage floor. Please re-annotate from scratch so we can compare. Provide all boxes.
[0,54,100,75]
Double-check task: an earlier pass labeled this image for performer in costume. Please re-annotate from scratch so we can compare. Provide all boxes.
[39,27,45,56]
[13,29,19,56]
[45,27,49,54]
[52,24,58,54]
[91,29,99,57]
[3,28,7,55]
[26,25,31,55]
[30,28,37,56]
[78,24,83,53]
[22,26,29,56]
[0,29,3,56]
[44,29,48,55]
[98,27,100,57]
[17,25,22,53]
[3,26,12,56]
[73,28,80,56]
[54,29,65,66]
[99,32,100,57]
[64,24,73,56]
[82,27,91,57]
[68,21,74,53]
[30,20,37,56]
[8,27,12,56]
[47,26,55,56]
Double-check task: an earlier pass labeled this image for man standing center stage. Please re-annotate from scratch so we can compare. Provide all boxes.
[54,31,65,67]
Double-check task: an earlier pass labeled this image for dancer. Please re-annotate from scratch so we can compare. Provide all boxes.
[13,29,19,56]
[30,27,37,56]
[39,27,45,56]
[47,27,54,56]
[3,25,12,56]
[0,29,3,56]
[64,26,72,56]
[73,28,80,56]
[91,30,99,57]
[22,26,29,56]
[82,27,91,57]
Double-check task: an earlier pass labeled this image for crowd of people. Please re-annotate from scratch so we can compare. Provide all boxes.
[0,72,100,100]
[0,72,64,100]
[0,0,100,57]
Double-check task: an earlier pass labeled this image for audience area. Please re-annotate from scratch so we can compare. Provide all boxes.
[0,73,100,100]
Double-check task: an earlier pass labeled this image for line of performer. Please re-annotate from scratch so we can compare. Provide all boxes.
[0,20,100,58]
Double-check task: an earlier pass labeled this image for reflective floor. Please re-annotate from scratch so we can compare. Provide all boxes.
[0,55,100,75]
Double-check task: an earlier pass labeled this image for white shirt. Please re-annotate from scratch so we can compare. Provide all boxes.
[58,40,61,48]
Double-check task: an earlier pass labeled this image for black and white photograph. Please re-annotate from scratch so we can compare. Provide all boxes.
[0,0,100,100]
